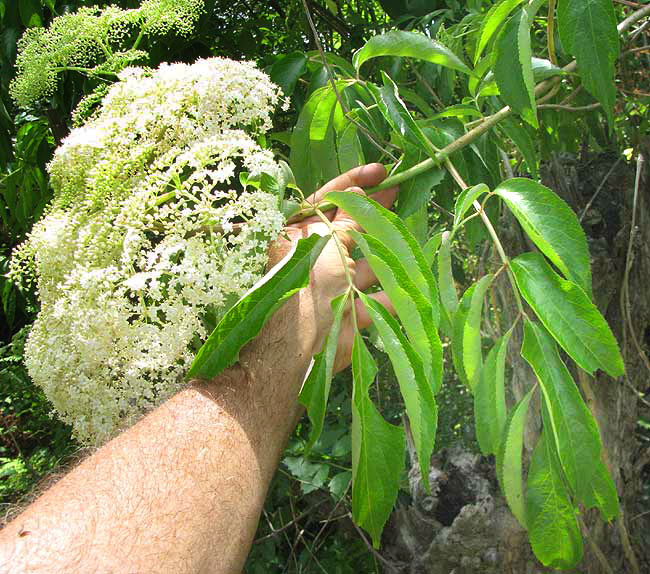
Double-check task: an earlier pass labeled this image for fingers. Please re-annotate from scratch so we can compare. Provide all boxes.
[304,163,388,206]
[354,291,395,330]
[354,259,377,291]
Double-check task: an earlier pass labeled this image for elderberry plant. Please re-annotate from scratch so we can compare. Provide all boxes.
[10,58,289,443]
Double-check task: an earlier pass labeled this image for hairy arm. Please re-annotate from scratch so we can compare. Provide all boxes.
[0,164,396,574]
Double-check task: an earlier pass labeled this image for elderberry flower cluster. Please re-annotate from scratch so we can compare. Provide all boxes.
[10,58,288,444]
[10,0,204,108]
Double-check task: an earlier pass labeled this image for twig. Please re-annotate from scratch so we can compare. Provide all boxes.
[547,0,558,65]
[413,67,444,109]
[620,153,650,375]
[618,4,650,34]
[578,516,616,574]
[537,102,601,112]
[444,158,525,316]
[349,513,395,568]
[579,156,623,222]
[623,46,650,56]
[614,0,645,7]
[254,499,327,544]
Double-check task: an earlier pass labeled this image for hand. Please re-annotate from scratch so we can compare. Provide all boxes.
[280,163,398,373]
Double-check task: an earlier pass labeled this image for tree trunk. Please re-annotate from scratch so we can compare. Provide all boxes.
[378,151,650,573]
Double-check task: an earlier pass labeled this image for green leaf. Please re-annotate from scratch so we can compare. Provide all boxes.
[453,183,489,228]
[522,320,603,498]
[337,123,365,174]
[325,191,439,324]
[187,235,330,380]
[494,178,591,295]
[423,232,443,266]
[18,0,42,27]
[358,293,437,491]
[480,58,566,97]
[452,275,492,391]
[437,232,458,319]
[493,3,541,127]
[511,252,624,377]
[309,89,338,142]
[474,0,526,64]
[581,458,620,521]
[432,104,483,121]
[474,326,513,455]
[353,30,473,76]
[496,385,535,528]
[366,73,437,158]
[352,231,443,393]
[299,293,349,450]
[558,0,619,125]
[268,51,307,97]
[351,332,406,548]
[497,118,538,178]
[526,432,584,569]
[395,148,445,219]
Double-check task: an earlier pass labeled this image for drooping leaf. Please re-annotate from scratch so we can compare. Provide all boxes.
[494,178,591,295]
[474,0,526,64]
[352,231,443,393]
[187,235,330,379]
[521,320,603,499]
[526,432,584,569]
[474,326,513,455]
[493,2,542,127]
[299,293,349,450]
[365,73,437,157]
[452,275,493,391]
[326,191,439,324]
[437,232,458,320]
[453,183,489,228]
[558,0,619,125]
[423,232,443,266]
[353,30,473,76]
[351,332,406,548]
[358,292,437,491]
[497,117,538,178]
[268,51,308,97]
[395,147,445,219]
[581,458,620,521]
[496,385,535,528]
[511,253,623,377]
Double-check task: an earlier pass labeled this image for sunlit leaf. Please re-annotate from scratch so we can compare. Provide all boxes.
[188,235,330,379]
[511,253,623,377]
[353,30,473,76]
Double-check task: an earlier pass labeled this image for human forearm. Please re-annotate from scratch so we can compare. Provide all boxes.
[0,293,313,574]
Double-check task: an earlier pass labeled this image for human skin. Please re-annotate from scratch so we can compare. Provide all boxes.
[0,163,397,574]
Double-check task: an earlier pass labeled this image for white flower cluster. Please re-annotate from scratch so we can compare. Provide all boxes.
[11,58,288,444]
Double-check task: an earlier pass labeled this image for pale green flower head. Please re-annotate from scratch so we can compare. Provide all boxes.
[11,57,287,444]
[10,0,204,108]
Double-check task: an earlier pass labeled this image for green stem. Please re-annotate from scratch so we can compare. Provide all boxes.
[443,158,525,316]
[547,0,558,65]
[132,27,145,51]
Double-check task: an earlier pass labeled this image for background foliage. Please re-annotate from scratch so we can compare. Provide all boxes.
[1,0,649,572]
